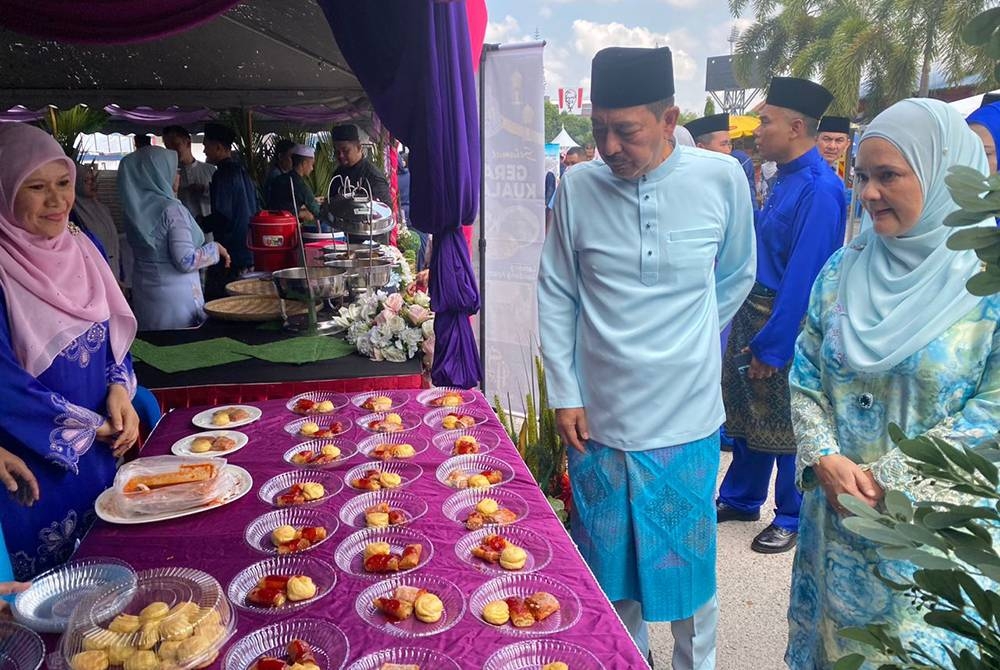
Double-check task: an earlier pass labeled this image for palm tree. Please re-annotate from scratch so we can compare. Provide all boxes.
[729,0,995,119]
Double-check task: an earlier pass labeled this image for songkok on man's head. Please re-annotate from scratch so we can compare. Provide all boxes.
[818,115,851,135]
[292,144,315,158]
[765,77,833,119]
[591,47,674,109]
[685,113,729,138]
[203,123,236,146]
[331,124,360,142]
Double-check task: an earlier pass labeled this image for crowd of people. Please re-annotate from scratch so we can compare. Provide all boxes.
[539,46,999,670]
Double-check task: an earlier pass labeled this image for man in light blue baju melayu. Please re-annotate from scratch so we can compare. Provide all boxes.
[538,46,756,670]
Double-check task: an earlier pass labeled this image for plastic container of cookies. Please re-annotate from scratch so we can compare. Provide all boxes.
[59,566,235,670]
[0,620,45,670]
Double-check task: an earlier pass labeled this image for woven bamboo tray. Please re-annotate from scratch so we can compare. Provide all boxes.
[204,296,308,322]
[226,278,278,297]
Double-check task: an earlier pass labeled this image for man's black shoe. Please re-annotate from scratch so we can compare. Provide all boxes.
[716,502,760,523]
[647,650,654,669]
[751,524,798,554]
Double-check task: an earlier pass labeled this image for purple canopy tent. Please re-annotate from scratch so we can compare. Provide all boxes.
[319,0,483,389]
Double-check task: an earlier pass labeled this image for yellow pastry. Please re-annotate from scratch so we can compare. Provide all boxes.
[289,664,320,670]
[108,613,141,634]
[81,630,123,651]
[441,394,463,407]
[413,592,444,623]
[378,472,402,488]
[316,400,335,412]
[71,650,109,670]
[193,622,225,642]
[394,443,415,458]
[190,437,212,453]
[365,511,390,528]
[159,615,194,640]
[467,474,491,489]
[157,640,183,662]
[364,542,391,560]
[481,599,510,625]
[370,396,393,411]
[195,608,221,627]
[124,650,158,670]
[320,444,341,458]
[177,635,212,664]
[385,413,403,425]
[211,412,230,427]
[167,601,200,622]
[139,601,170,622]
[299,422,320,436]
[107,645,136,666]
[286,575,317,601]
[475,498,499,515]
[300,482,325,500]
[137,622,160,649]
[499,544,528,571]
[542,664,569,670]
[441,415,459,430]
[271,525,298,545]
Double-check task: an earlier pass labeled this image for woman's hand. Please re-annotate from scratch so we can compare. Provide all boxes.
[0,582,31,620]
[215,242,231,269]
[102,384,140,458]
[0,447,39,506]
[814,454,883,514]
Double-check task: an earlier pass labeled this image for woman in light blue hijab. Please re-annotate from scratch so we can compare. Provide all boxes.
[117,146,229,330]
[786,98,1000,669]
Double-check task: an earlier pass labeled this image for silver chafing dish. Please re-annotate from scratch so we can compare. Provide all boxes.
[271,266,349,302]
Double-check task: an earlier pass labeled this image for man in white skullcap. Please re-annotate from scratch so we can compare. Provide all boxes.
[265,144,322,229]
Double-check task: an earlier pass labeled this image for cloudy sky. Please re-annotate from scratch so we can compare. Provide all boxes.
[484,0,755,114]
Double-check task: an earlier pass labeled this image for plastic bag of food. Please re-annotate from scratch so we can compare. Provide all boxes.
[109,455,231,518]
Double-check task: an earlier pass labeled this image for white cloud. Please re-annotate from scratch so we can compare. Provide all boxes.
[485,15,521,44]
[539,6,553,19]
[660,0,700,8]
[570,20,698,82]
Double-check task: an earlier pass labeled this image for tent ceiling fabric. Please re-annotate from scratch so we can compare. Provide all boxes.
[0,0,365,109]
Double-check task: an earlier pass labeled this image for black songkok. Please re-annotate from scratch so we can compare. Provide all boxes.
[765,77,833,119]
[331,124,361,142]
[203,123,236,146]
[818,116,851,134]
[591,47,674,109]
[685,113,730,138]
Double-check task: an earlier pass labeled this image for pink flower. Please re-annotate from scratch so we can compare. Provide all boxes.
[375,308,395,326]
[384,293,404,313]
[406,304,431,325]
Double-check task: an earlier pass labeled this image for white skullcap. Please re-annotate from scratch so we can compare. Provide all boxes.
[292,144,315,158]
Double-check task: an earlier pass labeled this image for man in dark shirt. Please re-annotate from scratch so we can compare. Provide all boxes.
[330,124,391,205]
[265,144,325,231]
[202,122,259,299]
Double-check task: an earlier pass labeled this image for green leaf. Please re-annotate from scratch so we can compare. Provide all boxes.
[955,572,993,622]
[883,490,913,521]
[982,563,1000,583]
[967,270,1000,297]
[893,522,950,551]
[898,438,949,468]
[945,208,997,228]
[842,517,907,546]
[968,447,1000,486]
[914,569,965,607]
[976,241,1000,265]
[832,654,866,670]
[963,7,1000,46]
[948,227,1000,251]
[887,423,907,443]
[839,494,884,520]
[837,627,885,649]
[923,610,981,641]
[876,546,960,570]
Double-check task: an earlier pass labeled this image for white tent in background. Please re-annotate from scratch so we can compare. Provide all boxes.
[550,125,580,148]
[950,89,1000,117]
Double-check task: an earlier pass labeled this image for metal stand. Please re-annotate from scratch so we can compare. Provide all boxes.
[287,174,319,334]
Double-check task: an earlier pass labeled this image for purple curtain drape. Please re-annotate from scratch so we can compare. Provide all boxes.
[0,107,46,123]
[0,0,240,44]
[318,0,482,389]
[253,105,359,125]
[104,105,216,126]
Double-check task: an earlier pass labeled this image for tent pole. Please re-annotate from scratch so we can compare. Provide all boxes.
[478,45,496,394]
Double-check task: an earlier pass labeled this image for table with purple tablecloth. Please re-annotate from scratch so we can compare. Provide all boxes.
[64,390,645,669]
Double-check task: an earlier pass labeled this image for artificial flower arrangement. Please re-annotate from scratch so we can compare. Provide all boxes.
[332,283,433,364]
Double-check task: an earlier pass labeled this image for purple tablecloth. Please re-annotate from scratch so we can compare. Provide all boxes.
[64,391,645,669]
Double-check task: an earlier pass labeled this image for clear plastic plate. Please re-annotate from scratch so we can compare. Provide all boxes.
[435,454,515,490]
[483,639,607,670]
[191,404,261,429]
[349,390,411,412]
[430,427,503,457]
[454,526,553,575]
[258,470,344,508]
[354,575,465,638]
[170,430,249,458]
[283,416,353,439]
[334,526,433,580]
[223,618,350,670]
[345,647,460,670]
[343,461,423,492]
[286,391,350,416]
[0,621,44,670]
[469,573,582,636]
[441,488,530,529]
[355,433,429,461]
[415,387,476,408]
[244,508,339,555]
[422,407,492,431]
[13,557,136,634]
[227,555,336,615]
[338,489,429,529]
[355,411,422,435]
[282,438,358,469]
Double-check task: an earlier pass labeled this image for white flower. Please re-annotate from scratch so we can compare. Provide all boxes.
[411,290,431,308]
[387,315,407,335]
[383,345,408,363]
[421,320,435,338]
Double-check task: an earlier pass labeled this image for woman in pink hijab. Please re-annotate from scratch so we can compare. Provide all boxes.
[0,123,139,581]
